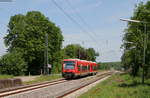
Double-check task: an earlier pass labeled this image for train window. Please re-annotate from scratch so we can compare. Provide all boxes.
[88,65,90,70]
[82,66,87,71]
[93,66,97,70]
[64,61,75,69]
[92,66,93,70]
[82,66,84,71]
[77,65,80,71]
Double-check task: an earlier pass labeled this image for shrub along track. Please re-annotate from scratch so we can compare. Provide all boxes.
[0,78,66,97]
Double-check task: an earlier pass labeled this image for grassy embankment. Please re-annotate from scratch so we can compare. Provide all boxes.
[79,74,150,98]
[0,75,14,79]
[24,74,62,85]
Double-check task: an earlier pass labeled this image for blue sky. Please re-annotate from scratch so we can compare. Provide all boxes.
[0,0,147,62]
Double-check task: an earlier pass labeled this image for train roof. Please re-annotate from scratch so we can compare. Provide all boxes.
[63,59,80,61]
[63,59,97,63]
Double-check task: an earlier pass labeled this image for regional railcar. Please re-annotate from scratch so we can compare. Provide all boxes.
[62,59,98,79]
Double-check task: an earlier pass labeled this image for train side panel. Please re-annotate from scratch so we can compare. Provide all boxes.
[62,59,98,79]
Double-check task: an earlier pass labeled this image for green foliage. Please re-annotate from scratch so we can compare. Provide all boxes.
[51,51,64,73]
[79,74,150,98]
[4,11,63,74]
[121,1,150,77]
[98,62,122,70]
[0,50,27,76]
[86,48,99,61]
[63,44,99,61]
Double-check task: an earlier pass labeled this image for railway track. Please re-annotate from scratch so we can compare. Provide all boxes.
[56,71,113,98]
[0,78,67,97]
[0,71,113,98]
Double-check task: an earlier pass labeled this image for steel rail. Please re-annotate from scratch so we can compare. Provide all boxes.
[0,78,67,97]
[57,72,113,98]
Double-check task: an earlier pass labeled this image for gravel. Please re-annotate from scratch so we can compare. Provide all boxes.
[3,71,111,98]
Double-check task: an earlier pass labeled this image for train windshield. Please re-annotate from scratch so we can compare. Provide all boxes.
[64,61,75,69]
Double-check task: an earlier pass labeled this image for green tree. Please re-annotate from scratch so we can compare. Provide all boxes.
[0,50,27,76]
[4,11,63,74]
[63,44,99,61]
[63,44,77,58]
[121,1,150,80]
[86,48,99,61]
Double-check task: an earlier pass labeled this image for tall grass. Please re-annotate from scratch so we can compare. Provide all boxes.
[79,74,150,98]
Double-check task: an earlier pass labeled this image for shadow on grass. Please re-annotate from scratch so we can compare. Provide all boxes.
[118,82,150,87]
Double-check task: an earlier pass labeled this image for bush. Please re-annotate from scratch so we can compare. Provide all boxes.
[0,50,27,76]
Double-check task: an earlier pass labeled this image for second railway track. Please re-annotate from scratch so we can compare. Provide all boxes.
[0,78,67,97]
[0,71,114,98]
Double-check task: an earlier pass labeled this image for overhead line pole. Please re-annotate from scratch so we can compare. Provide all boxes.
[120,18,148,84]
[142,23,147,84]
[44,33,49,75]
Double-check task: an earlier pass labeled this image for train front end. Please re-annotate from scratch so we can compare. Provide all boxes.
[62,59,77,79]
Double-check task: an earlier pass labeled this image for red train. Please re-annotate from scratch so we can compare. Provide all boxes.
[62,59,98,79]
